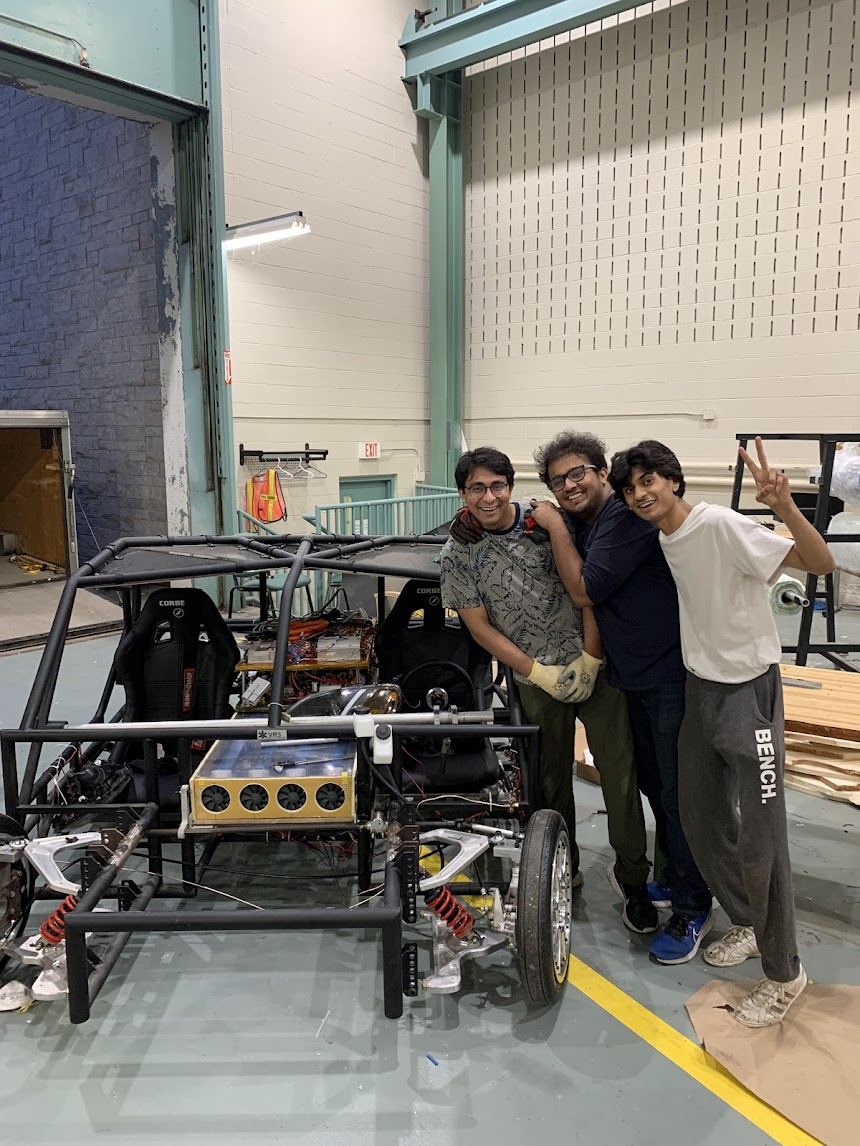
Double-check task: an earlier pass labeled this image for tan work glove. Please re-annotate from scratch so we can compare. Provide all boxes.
[558,651,603,703]
[526,660,572,700]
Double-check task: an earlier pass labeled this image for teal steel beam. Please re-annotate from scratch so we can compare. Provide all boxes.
[401,0,643,79]
[423,70,463,486]
[200,0,235,534]
[0,40,203,121]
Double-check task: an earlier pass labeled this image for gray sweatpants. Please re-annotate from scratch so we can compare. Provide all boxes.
[677,665,800,983]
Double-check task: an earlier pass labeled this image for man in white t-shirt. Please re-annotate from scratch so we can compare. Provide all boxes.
[608,437,835,1028]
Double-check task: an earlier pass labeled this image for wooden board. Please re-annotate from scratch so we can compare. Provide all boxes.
[784,772,860,806]
[786,754,860,778]
[785,757,860,790]
[780,664,860,742]
[784,735,860,761]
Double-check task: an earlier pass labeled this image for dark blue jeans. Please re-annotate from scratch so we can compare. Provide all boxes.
[625,681,712,917]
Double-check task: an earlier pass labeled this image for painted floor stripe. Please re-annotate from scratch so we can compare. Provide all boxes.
[567,955,820,1146]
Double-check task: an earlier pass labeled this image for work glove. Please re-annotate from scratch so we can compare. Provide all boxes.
[558,651,603,703]
[450,507,484,545]
[526,660,577,701]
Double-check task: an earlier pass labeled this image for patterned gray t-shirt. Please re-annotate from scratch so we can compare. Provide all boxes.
[440,502,584,682]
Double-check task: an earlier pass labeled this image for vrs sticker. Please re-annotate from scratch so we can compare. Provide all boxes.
[257,727,291,741]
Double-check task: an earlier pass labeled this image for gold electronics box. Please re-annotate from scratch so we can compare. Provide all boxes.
[190,736,357,827]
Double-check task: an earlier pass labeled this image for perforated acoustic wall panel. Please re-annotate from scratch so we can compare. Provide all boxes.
[465,0,860,468]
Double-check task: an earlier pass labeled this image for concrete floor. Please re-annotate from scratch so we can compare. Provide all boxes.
[0,581,122,647]
[0,613,858,1145]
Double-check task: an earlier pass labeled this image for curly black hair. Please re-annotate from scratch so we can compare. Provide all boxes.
[533,431,608,486]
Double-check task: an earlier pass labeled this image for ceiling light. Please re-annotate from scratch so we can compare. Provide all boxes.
[223,211,310,252]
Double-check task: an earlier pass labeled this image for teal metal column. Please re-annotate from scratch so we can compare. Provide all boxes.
[200,0,236,532]
[420,70,464,486]
[402,0,651,484]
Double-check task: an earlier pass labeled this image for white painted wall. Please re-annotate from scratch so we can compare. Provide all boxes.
[465,0,860,502]
[219,0,429,529]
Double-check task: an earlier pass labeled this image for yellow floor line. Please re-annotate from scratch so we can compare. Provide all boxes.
[567,955,820,1146]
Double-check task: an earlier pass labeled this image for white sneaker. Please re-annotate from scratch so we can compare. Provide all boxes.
[702,925,760,967]
[734,966,808,1028]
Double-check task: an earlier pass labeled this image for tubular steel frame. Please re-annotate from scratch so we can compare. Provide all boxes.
[2,532,541,1024]
[731,434,860,670]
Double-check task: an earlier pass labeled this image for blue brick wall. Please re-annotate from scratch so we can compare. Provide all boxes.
[0,85,167,563]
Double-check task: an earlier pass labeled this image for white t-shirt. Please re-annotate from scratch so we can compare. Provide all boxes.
[659,503,794,684]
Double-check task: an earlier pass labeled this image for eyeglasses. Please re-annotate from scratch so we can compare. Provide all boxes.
[464,480,509,497]
[547,464,598,493]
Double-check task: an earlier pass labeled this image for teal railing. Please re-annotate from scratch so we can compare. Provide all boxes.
[415,482,460,498]
[237,509,278,536]
[303,489,460,538]
[234,509,313,613]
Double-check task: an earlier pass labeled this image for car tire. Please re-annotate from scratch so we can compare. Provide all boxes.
[515,809,573,1007]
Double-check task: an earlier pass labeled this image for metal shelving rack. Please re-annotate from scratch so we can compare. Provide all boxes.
[730,433,860,672]
[238,443,328,468]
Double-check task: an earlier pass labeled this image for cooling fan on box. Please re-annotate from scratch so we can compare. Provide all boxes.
[277,783,306,812]
[201,784,230,814]
[189,737,356,827]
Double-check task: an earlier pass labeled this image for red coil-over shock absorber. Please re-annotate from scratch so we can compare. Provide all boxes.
[424,885,475,938]
[39,894,78,945]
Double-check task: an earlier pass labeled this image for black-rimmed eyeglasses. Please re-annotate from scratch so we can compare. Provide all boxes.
[464,480,509,497]
[547,464,598,493]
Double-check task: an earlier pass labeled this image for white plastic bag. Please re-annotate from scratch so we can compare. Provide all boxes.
[831,443,860,507]
[828,512,860,576]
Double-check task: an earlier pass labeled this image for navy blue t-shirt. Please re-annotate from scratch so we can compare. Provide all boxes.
[569,496,685,690]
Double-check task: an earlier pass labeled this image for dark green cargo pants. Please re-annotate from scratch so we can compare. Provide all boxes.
[518,671,649,885]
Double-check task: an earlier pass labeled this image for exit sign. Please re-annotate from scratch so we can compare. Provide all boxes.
[359,441,380,459]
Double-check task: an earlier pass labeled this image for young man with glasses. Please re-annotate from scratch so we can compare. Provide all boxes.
[608,437,834,1026]
[528,431,713,965]
[440,447,655,931]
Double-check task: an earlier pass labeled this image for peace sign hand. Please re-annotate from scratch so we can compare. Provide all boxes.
[738,436,792,514]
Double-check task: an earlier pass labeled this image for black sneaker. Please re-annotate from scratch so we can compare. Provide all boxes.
[607,863,659,934]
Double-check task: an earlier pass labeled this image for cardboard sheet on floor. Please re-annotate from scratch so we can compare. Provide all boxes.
[686,980,860,1146]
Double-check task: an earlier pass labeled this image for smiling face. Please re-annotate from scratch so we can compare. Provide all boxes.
[546,452,610,524]
[619,465,684,531]
[458,465,516,531]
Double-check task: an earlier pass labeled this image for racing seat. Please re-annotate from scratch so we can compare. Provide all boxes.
[113,588,240,807]
[374,579,499,792]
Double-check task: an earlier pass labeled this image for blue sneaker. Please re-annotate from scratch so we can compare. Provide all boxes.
[647,880,672,909]
[649,909,714,965]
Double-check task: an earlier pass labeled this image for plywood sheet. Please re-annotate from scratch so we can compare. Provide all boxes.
[780,664,860,743]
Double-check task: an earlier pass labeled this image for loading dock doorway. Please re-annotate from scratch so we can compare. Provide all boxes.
[0,410,76,585]
[0,411,120,648]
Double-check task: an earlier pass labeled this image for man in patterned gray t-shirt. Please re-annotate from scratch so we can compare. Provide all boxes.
[440,447,653,926]
[441,502,585,681]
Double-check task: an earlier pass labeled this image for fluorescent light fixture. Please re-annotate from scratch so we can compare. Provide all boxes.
[223,211,310,251]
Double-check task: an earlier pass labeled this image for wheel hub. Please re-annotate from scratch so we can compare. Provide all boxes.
[550,834,573,982]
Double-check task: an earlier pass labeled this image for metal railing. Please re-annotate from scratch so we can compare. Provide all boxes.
[304,490,460,537]
[237,509,279,536]
[415,482,459,498]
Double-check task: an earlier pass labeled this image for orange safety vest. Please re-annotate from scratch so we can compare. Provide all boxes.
[246,469,287,524]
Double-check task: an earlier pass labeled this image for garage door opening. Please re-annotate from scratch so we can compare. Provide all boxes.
[0,411,120,649]
[0,419,74,586]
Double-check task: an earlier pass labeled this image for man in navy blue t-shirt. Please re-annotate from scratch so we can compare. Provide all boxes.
[529,430,713,965]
